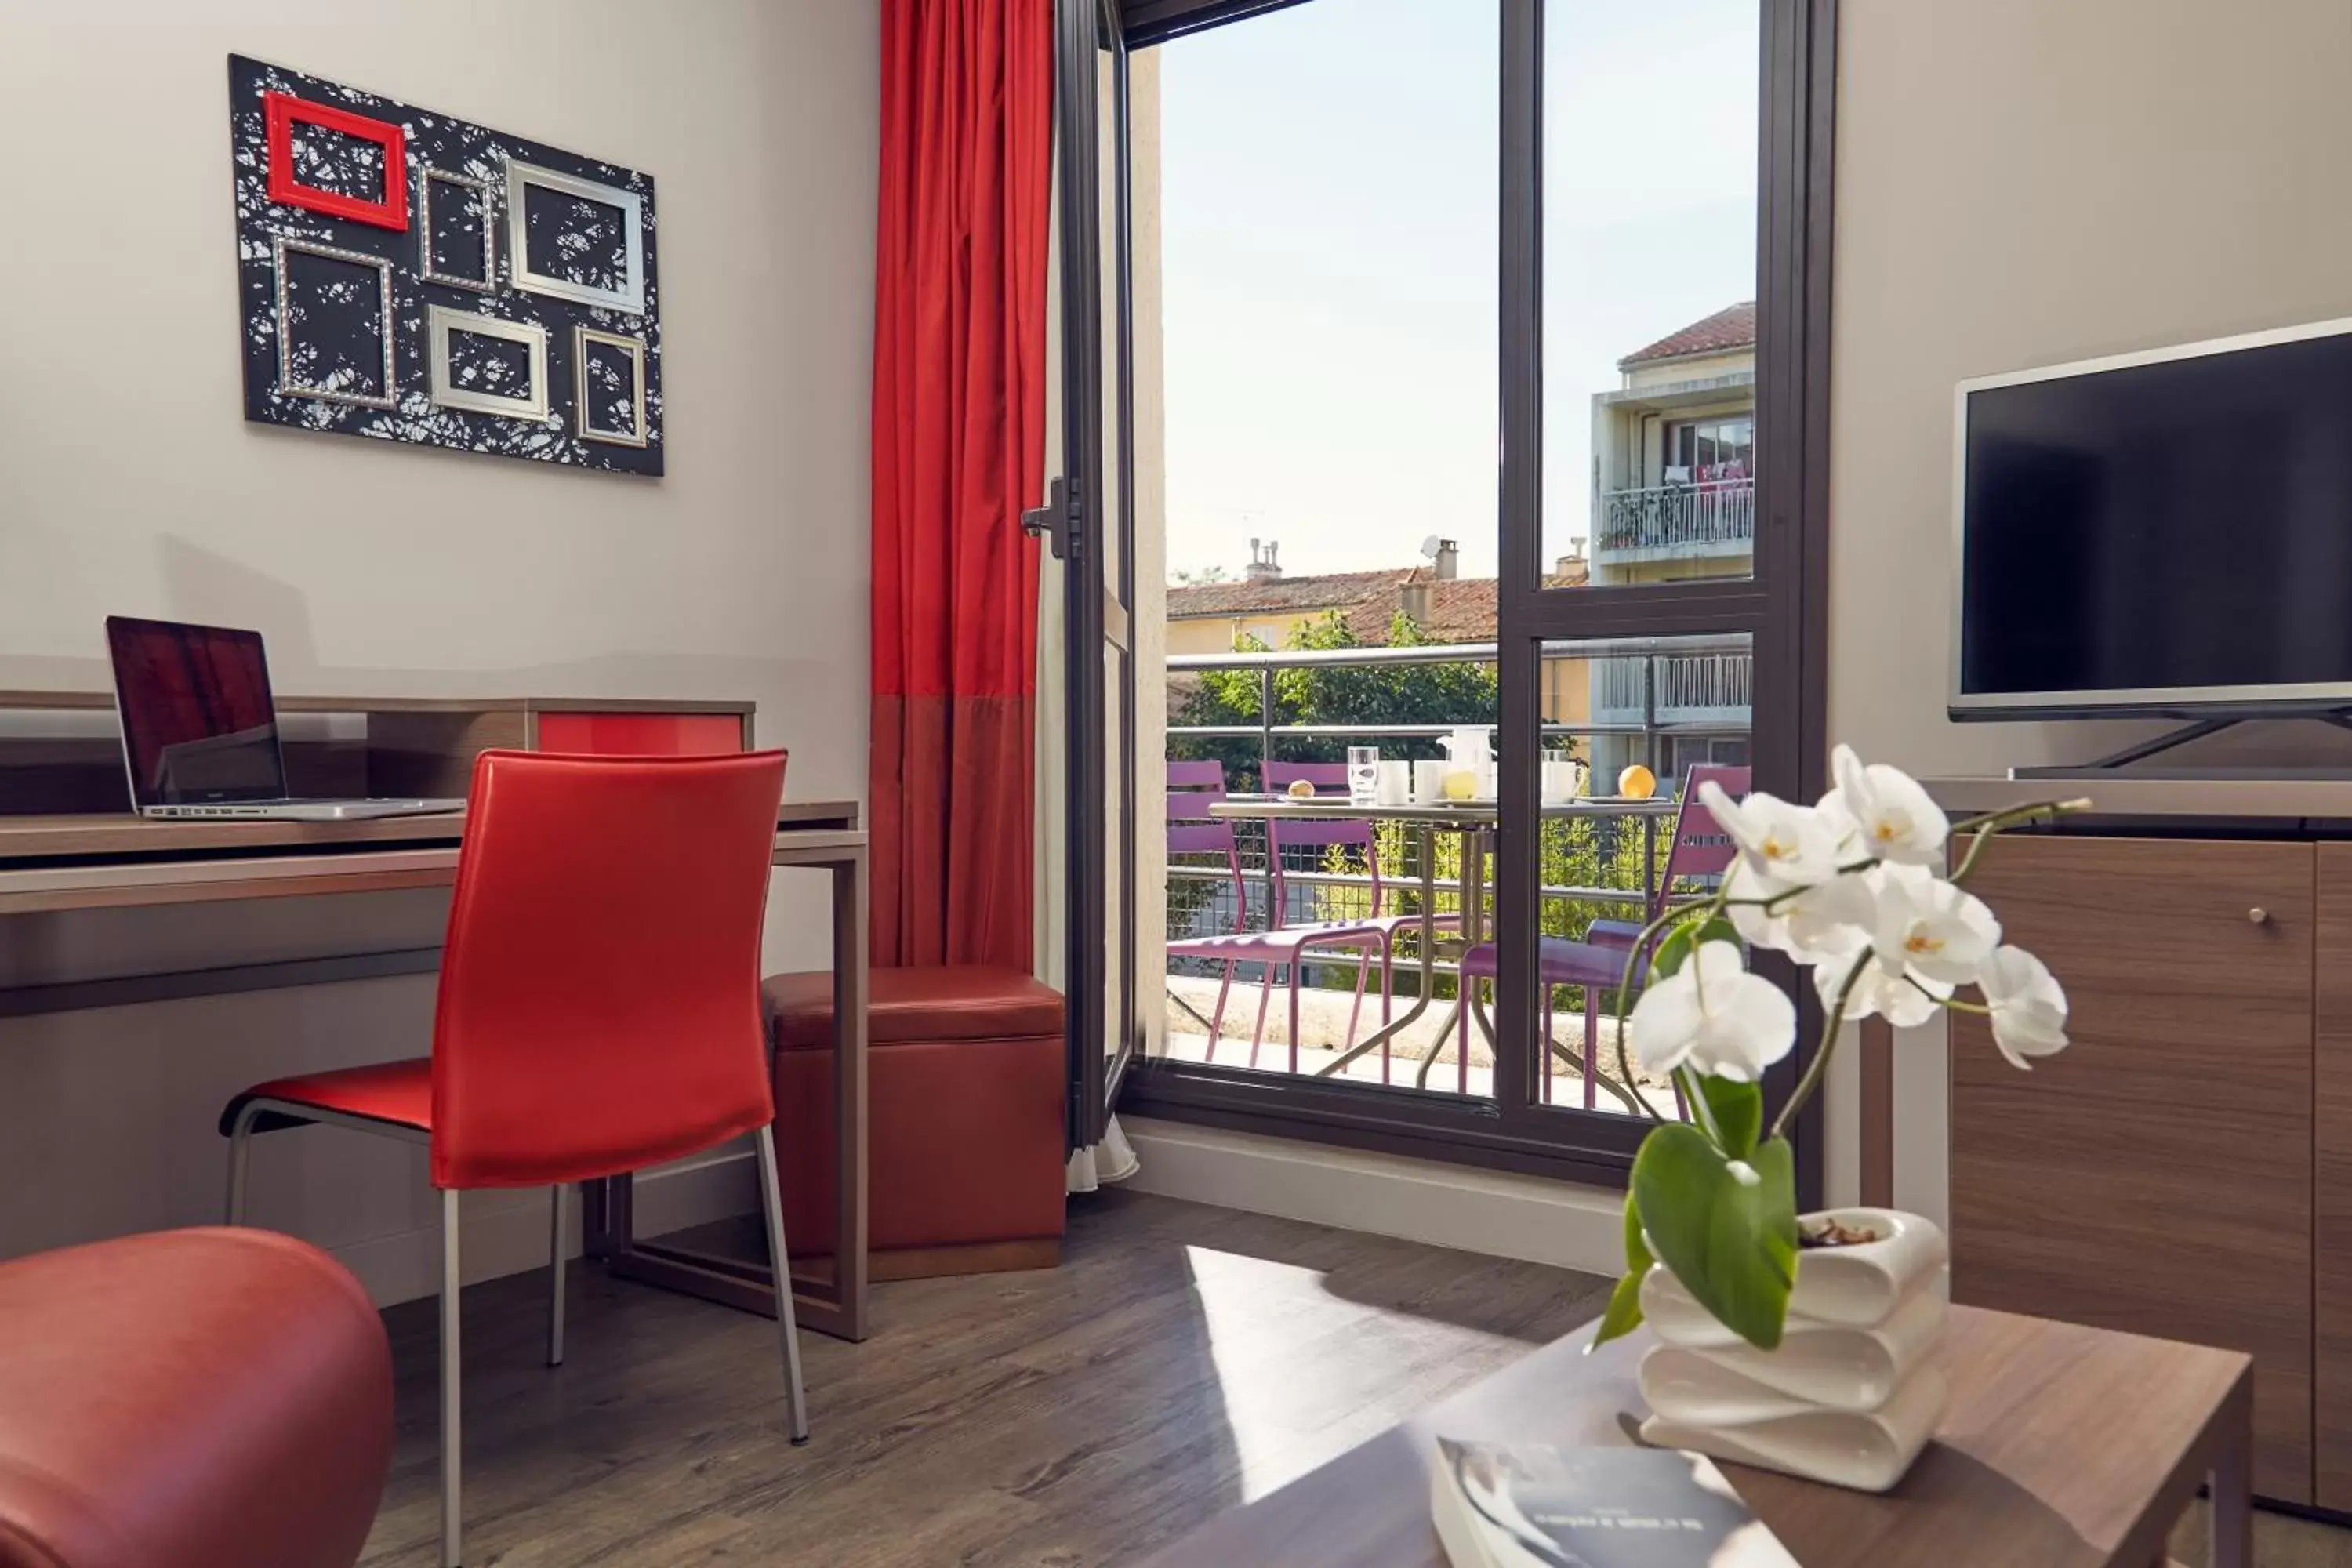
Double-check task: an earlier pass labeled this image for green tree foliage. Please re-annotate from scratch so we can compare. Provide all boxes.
[1167,611,1501,793]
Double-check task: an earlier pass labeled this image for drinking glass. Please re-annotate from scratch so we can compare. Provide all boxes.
[1347,746,1380,806]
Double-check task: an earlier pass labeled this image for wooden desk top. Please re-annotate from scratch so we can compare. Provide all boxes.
[1142,1305,2250,1568]
[0,690,756,717]
[0,800,858,865]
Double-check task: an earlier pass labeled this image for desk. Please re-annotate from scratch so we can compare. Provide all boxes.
[1142,1305,2253,1568]
[0,801,874,1344]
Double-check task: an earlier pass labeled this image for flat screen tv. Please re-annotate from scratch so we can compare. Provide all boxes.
[1953,316,2352,719]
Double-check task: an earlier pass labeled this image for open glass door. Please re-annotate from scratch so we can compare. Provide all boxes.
[1031,0,1139,1153]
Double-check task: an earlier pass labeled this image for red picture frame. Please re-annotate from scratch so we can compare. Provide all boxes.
[263,91,408,230]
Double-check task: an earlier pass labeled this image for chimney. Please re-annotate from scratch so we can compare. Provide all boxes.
[1399,576,1432,627]
[1554,537,1589,587]
[1433,539,1459,580]
[1245,537,1283,583]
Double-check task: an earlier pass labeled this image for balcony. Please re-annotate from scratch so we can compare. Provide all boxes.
[1594,479,1755,566]
[1160,637,1749,1114]
[1592,648,1753,728]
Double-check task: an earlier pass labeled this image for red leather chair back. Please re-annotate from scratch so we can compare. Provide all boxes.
[429,749,787,1189]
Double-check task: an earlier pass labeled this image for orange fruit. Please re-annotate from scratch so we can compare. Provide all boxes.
[1618,764,1657,800]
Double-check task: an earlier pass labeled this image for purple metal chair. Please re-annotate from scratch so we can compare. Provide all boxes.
[1456,764,1750,1112]
[1162,766,1398,1074]
[1261,761,1466,1081]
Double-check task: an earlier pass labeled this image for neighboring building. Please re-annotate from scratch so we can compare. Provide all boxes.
[1163,539,1596,740]
[1584,302,1757,782]
[1589,300,1755,588]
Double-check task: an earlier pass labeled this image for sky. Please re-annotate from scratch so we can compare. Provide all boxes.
[1156,0,1759,583]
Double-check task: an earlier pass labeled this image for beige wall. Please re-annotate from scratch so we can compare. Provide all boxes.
[1827,0,2352,1219]
[0,1,879,1300]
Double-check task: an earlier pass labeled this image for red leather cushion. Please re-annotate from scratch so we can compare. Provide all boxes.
[765,965,1064,1051]
[221,1058,433,1137]
[775,1033,1066,1252]
[0,1229,392,1568]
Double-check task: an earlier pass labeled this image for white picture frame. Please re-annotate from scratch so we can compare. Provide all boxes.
[426,305,550,421]
[573,325,649,447]
[271,236,397,411]
[504,158,645,314]
[417,166,497,293]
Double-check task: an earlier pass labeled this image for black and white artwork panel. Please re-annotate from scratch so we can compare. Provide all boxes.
[229,53,663,475]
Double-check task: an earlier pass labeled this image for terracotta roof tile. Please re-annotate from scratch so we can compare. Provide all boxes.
[1163,569,1402,620]
[1618,301,1756,369]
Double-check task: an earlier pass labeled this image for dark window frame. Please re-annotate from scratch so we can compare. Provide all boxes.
[1113,0,1838,1202]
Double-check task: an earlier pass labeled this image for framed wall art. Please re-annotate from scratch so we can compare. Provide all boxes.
[228,54,664,476]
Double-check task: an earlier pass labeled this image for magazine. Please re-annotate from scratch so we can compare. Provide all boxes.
[1430,1440,1798,1568]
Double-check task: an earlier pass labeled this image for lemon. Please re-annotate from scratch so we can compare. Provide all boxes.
[1442,770,1479,801]
[1617,764,1657,800]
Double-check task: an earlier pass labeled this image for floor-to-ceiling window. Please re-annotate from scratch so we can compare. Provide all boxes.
[1099,0,1833,1189]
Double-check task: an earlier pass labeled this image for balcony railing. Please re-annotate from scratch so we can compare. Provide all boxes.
[1592,651,1754,726]
[1595,479,1755,561]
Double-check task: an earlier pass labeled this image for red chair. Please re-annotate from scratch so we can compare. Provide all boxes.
[219,750,804,1568]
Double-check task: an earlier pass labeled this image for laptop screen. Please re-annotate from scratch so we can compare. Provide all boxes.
[106,618,289,806]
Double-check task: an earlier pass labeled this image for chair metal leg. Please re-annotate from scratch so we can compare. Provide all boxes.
[1248,964,1274,1069]
[1342,949,1370,1051]
[546,1183,568,1368]
[753,1126,811,1444]
[1207,960,1234,1061]
[223,1102,261,1225]
[441,1188,463,1568]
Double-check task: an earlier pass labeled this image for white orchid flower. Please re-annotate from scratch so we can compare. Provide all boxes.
[1724,858,1875,964]
[1867,862,2000,986]
[1627,941,1798,1083]
[1697,781,1844,887]
[1978,944,2069,1069]
[1817,948,1949,1028]
[1817,745,1951,868]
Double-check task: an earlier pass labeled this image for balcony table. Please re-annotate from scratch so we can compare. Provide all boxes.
[1207,796,1679,1088]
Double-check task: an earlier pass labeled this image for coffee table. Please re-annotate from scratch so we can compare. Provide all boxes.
[1141,1304,2252,1568]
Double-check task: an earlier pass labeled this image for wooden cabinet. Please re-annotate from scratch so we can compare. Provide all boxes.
[2316,844,2352,1509]
[1950,836,2316,1503]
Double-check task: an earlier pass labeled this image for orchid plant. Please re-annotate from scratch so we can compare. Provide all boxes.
[1590,747,2085,1352]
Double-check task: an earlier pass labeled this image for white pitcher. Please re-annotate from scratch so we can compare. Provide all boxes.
[1436,726,1494,800]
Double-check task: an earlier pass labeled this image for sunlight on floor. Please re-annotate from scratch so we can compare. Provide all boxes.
[1182,1243,1351,1502]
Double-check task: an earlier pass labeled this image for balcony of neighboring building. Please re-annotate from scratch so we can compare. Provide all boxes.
[1588,300,1758,579]
[1592,476,1755,569]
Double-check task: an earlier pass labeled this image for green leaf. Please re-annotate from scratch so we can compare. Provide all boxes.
[1629,1124,1799,1350]
[1650,915,1742,978]
[1696,1076,1764,1160]
[1589,1196,1653,1349]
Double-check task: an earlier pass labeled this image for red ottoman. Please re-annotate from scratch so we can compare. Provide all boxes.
[0,1228,394,1568]
[766,965,1066,1279]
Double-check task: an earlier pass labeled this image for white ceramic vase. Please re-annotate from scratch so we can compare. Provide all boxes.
[1635,1207,1949,1493]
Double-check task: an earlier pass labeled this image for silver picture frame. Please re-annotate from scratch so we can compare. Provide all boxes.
[426,305,550,421]
[417,167,497,293]
[573,325,649,447]
[270,236,397,411]
[504,158,645,314]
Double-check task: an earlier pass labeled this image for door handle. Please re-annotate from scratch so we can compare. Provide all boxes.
[1022,474,1079,561]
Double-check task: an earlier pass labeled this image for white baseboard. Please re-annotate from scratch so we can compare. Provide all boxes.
[1117,1116,1624,1277]
[333,1148,759,1308]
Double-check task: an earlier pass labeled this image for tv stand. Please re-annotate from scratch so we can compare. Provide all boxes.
[2009,711,2352,781]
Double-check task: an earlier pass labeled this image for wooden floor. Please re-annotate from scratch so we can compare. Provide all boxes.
[358,1188,1613,1566]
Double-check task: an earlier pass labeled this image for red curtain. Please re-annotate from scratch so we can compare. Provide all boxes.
[869,0,1054,971]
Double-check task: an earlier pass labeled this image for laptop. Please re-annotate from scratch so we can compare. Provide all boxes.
[107,616,466,822]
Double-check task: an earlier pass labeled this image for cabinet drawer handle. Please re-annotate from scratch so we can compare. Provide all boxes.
[2249,906,2270,925]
